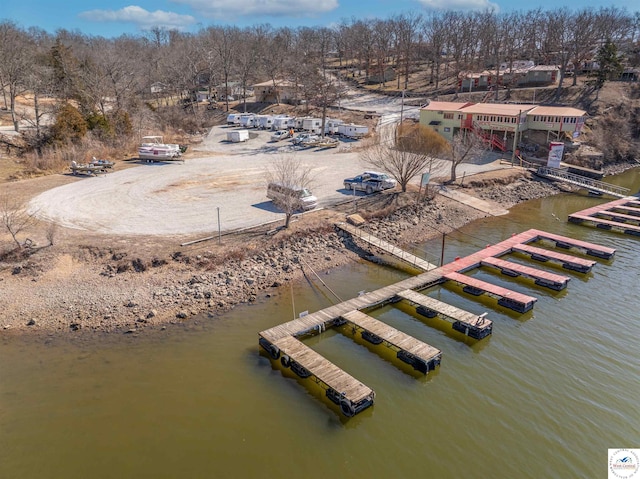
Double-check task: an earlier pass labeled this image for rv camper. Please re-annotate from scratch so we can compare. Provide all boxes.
[325,119,344,136]
[239,114,256,128]
[256,115,274,130]
[339,123,369,139]
[301,117,323,134]
[272,116,295,131]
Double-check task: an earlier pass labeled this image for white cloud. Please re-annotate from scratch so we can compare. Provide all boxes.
[170,0,339,18]
[79,5,196,31]
[417,0,500,11]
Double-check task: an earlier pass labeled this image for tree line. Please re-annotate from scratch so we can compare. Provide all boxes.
[0,6,638,147]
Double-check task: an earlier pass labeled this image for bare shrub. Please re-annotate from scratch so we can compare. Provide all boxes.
[45,222,57,246]
[0,193,36,248]
[132,258,148,272]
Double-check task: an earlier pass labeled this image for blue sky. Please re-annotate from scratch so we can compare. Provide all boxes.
[3,0,637,38]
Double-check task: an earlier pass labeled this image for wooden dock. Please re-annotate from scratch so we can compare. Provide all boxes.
[396,289,492,339]
[569,198,640,237]
[341,310,442,374]
[443,271,538,313]
[266,335,375,417]
[259,226,614,418]
[531,229,616,259]
[511,243,596,273]
[480,256,570,291]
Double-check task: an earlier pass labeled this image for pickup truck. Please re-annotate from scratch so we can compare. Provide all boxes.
[271,130,291,142]
[292,133,319,146]
[343,171,397,194]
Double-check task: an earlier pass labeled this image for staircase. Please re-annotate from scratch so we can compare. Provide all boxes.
[470,121,507,151]
[536,166,631,198]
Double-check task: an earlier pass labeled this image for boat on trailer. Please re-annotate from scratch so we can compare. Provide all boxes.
[138,136,183,162]
[70,161,108,176]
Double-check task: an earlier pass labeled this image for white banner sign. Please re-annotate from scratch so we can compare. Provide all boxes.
[547,142,565,168]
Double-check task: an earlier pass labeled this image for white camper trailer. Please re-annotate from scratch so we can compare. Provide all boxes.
[226,113,240,125]
[272,116,295,131]
[325,119,344,135]
[239,114,256,128]
[293,117,305,131]
[256,115,274,130]
[339,123,369,139]
[227,129,249,143]
[302,117,323,134]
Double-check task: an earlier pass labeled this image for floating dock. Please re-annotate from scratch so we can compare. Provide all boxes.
[259,226,614,418]
[480,256,570,291]
[262,335,375,417]
[396,289,492,339]
[340,310,442,374]
[443,271,538,313]
[511,243,596,273]
[569,198,640,236]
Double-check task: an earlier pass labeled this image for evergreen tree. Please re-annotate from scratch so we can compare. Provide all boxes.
[593,39,623,97]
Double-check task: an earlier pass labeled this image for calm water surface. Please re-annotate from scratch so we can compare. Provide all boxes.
[2,169,640,478]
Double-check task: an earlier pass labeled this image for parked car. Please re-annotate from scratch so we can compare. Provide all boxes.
[271,130,291,142]
[266,182,318,211]
[343,171,397,194]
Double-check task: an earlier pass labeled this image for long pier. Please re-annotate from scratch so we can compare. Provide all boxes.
[259,226,614,418]
[569,198,640,236]
[338,221,438,271]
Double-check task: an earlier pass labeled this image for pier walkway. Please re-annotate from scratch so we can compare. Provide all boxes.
[259,226,614,418]
[337,222,438,271]
[569,198,640,236]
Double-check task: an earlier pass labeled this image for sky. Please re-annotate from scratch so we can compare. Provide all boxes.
[2,0,638,38]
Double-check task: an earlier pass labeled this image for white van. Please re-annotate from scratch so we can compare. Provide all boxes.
[267,182,318,211]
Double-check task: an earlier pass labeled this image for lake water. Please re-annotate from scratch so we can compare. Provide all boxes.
[2,169,639,479]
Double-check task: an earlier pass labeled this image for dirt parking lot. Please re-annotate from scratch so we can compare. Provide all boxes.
[27,117,509,237]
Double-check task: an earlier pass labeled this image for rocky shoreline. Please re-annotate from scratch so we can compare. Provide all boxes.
[0,164,633,337]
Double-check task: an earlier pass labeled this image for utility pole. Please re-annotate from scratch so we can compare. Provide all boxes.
[217,207,221,244]
[511,110,521,167]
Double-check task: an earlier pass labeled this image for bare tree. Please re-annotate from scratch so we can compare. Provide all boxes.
[371,19,394,88]
[360,124,448,192]
[568,10,598,87]
[423,13,448,89]
[392,12,422,91]
[266,157,314,228]
[1,194,36,249]
[235,26,263,113]
[445,133,486,184]
[0,21,33,131]
[262,27,294,105]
